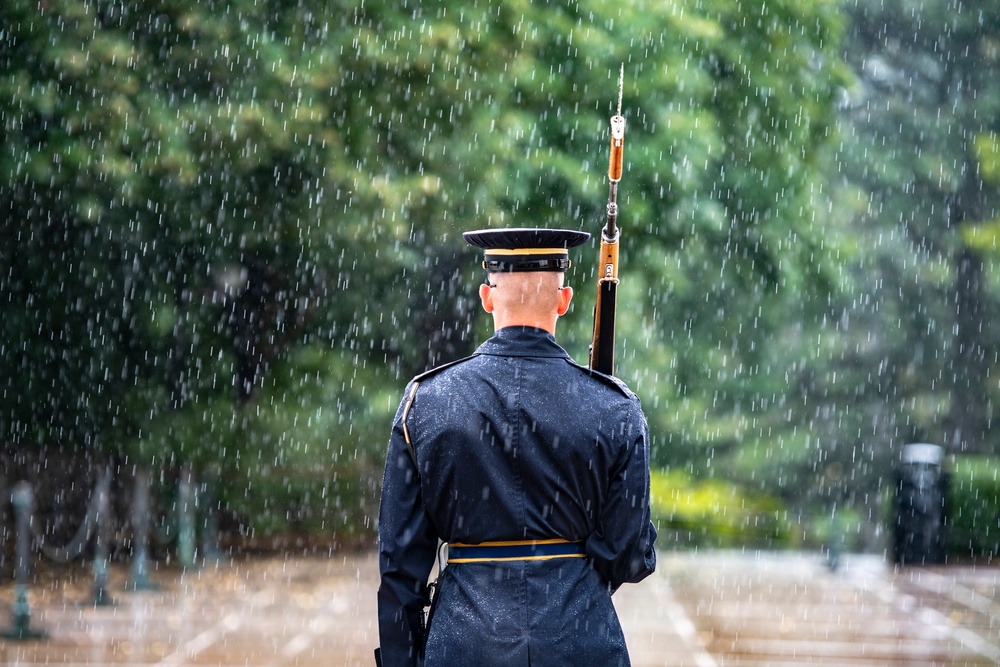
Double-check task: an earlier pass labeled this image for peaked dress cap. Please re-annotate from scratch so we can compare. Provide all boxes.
[463,227,590,272]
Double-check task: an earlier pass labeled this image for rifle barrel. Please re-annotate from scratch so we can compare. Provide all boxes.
[590,66,626,376]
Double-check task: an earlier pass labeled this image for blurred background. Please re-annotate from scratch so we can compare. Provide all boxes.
[2,0,1000,574]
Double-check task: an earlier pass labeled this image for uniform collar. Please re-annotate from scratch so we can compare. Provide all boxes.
[475,327,571,358]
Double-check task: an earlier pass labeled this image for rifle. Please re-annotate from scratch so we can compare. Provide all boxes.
[589,65,626,376]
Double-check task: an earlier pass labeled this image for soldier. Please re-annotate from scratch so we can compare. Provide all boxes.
[377,228,657,667]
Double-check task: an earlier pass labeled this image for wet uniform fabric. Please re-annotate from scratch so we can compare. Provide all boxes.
[377,326,657,667]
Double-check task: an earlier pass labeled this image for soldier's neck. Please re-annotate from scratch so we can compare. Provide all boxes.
[491,312,557,335]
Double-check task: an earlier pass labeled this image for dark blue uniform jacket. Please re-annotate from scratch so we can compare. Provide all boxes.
[378,327,657,667]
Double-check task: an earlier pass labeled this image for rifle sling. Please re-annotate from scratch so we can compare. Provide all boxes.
[594,281,618,375]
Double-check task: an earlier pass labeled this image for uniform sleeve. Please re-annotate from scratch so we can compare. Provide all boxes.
[585,400,657,591]
[377,383,439,667]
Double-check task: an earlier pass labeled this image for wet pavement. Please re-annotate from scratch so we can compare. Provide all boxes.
[2,550,999,666]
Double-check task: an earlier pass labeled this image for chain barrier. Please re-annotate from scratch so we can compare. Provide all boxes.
[16,466,182,565]
[5,465,213,569]
[3,464,216,637]
[25,467,111,564]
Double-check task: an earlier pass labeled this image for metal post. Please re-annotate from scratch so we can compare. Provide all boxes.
[2,482,47,639]
[201,465,223,566]
[825,510,844,572]
[126,467,158,591]
[91,468,115,607]
[177,463,197,569]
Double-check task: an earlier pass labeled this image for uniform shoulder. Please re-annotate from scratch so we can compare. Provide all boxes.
[563,358,636,399]
[411,354,478,384]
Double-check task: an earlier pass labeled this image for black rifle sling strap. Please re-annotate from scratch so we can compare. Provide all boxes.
[594,279,618,375]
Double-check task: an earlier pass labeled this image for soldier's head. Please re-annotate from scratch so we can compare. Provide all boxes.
[463,228,589,334]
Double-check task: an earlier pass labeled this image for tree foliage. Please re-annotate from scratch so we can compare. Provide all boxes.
[735,0,1000,528]
[2,0,876,539]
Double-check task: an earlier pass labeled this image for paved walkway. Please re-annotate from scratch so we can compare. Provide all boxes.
[625,551,999,667]
[2,550,1000,666]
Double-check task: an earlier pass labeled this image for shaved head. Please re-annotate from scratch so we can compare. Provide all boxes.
[479,271,573,334]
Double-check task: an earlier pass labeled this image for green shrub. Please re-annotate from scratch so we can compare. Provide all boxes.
[947,457,1000,561]
[221,463,374,543]
[650,469,795,549]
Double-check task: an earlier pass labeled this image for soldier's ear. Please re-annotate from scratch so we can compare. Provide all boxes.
[479,283,494,313]
[556,286,573,316]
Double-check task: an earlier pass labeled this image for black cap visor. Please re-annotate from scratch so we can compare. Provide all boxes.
[483,250,571,273]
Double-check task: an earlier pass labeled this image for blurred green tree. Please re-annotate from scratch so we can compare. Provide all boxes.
[0,0,850,542]
[834,0,1000,458]
[736,0,1000,537]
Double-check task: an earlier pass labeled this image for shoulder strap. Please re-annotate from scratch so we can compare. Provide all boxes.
[564,358,634,398]
[412,354,476,382]
[400,353,477,468]
[401,381,421,467]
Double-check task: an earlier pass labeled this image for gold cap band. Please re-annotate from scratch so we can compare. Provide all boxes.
[485,247,569,256]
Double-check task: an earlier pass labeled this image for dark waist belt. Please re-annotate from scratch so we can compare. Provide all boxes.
[447,539,586,564]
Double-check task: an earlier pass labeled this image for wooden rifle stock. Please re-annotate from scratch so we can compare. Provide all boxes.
[589,66,625,376]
